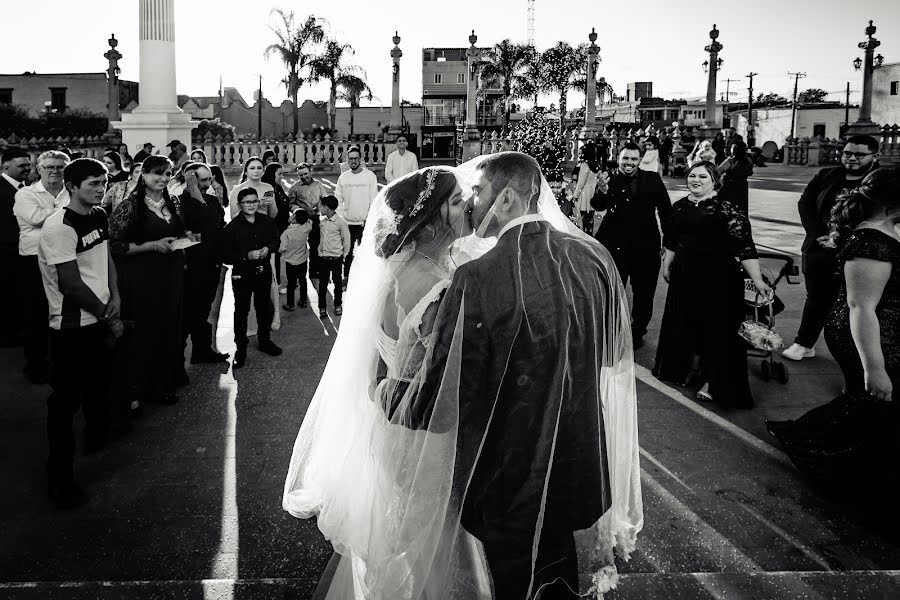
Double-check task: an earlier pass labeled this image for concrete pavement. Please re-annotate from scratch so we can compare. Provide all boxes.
[1,165,899,599]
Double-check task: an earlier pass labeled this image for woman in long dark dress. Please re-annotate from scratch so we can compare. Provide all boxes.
[262,162,291,288]
[110,155,186,407]
[653,161,772,408]
[718,140,754,214]
[767,169,900,488]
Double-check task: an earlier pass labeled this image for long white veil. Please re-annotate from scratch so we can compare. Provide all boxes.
[284,153,642,598]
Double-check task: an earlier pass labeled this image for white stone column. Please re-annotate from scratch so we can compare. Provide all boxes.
[462,31,482,162]
[111,0,194,155]
[582,28,600,137]
[388,32,402,139]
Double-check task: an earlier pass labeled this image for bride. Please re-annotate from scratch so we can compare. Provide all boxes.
[284,158,641,599]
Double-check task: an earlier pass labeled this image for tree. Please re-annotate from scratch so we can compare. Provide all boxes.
[540,42,589,132]
[513,53,543,109]
[336,74,375,137]
[798,88,828,103]
[264,9,325,136]
[309,39,364,133]
[479,40,537,133]
[755,92,789,106]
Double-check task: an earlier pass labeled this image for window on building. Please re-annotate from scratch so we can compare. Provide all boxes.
[457,73,465,84]
[434,73,443,84]
[0,89,12,105]
[50,87,67,112]
[891,81,899,95]
[424,98,465,126]
[813,123,826,138]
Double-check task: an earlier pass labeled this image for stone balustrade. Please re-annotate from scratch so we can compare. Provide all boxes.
[0,134,111,164]
[784,124,900,167]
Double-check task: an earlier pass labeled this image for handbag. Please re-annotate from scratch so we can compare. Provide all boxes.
[739,279,783,351]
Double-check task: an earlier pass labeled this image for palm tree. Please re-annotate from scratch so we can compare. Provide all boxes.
[479,40,537,133]
[513,54,543,110]
[309,39,364,133]
[264,9,325,136]
[336,74,375,137]
[540,42,589,131]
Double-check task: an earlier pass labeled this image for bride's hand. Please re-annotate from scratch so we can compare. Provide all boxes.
[865,368,893,401]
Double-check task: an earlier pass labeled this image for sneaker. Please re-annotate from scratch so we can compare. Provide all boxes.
[334,306,343,316]
[319,309,327,319]
[282,304,295,312]
[259,340,283,357]
[279,286,287,294]
[233,347,247,369]
[782,343,815,361]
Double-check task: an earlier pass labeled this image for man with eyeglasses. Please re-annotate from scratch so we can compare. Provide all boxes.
[13,150,70,383]
[784,134,881,362]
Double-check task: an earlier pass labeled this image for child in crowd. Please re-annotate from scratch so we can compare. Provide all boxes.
[317,195,350,319]
[280,209,313,311]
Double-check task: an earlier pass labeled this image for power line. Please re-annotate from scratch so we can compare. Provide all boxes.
[788,71,806,138]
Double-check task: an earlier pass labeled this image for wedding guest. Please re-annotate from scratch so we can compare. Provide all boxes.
[190,149,208,164]
[288,163,323,285]
[210,165,229,208]
[653,161,771,408]
[103,151,128,184]
[133,142,153,164]
[262,162,291,288]
[230,157,277,219]
[640,135,662,175]
[14,150,70,384]
[101,161,142,213]
[280,209,313,310]
[117,144,133,170]
[39,157,122,508]
[1,148,31,347]
[221,187,283,369]
[659,131,674,176]
[768,168,900,492]
[384,135,419,183]
[718,140,754,214]
[570,142,600,235]
[334,146,377,287]
[316,195,350,318]
[712,131,727,165]
[110,155,186,407]
[167,140,188,171]
[591,142,672,348]
[262,150,277,166]
[783,135,881,362]
[179,162,228,364]
[167,159,196,197]
[687,139,717,167]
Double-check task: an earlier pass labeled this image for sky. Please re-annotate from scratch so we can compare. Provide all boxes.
[4,0,899,111]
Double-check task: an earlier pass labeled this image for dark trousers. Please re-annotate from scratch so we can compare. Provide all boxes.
[343,224,364,279]
[183,263,221,355]
[1,250,23,345]
[318,256,343,310]
[796,250,840,348]
[285,261,308,307]
[308,219,321,279]
[19,255,49,372]
[47,323,110,482]
[660,154,670,175]
[612,249,661,339]
[482,531,579,600]
[232,267,273,349]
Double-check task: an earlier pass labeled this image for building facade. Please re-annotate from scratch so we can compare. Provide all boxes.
[421,47,503,159]
[0,72,138,117]
[873,62,900,126]
[731,104,860,155]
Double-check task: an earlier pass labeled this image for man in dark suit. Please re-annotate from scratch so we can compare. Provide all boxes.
[1,148,32,346]
[423,152,620,599]
[591,141,673,348]
[783,134,880,361]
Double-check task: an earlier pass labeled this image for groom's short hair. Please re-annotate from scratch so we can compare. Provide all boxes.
[479,152,541,211]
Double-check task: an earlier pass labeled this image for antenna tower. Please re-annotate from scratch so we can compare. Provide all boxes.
[527,0,535,45]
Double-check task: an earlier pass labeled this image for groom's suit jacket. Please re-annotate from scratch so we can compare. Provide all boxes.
[422,220,614,545]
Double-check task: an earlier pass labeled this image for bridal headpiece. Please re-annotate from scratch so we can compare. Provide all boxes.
[395,169,437,225]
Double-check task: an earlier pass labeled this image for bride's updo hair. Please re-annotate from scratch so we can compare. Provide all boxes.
[376,166,459,258]
[829,168,900,240]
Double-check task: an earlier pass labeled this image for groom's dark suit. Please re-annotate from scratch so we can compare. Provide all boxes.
[423,220,614,598]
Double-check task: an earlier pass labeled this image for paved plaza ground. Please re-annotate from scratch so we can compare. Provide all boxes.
[2,164,900,599]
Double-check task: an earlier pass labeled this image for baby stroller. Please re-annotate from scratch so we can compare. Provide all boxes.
[739,250,799,384]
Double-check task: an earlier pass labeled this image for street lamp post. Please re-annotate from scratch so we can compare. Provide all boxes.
[461,30,483,162]
[104,34,122,126]
[582,28,600,138]
[388,31,403,140]
[701,24,723,138]
[849,20,884,135]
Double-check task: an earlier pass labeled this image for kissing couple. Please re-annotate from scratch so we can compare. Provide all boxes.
[284,151,643,599]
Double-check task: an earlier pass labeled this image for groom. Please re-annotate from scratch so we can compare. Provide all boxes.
[423,152,615,599]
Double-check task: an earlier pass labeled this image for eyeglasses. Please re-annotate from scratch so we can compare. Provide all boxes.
[842,151,874,159]
[240,200,260,205]
[40,164,66,171]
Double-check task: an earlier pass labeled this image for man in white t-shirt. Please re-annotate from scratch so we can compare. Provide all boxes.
[39,158,123,509]
[384,135,419,183]
[334,146,378,287]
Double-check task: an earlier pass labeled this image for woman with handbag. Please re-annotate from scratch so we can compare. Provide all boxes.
[652,161,771,408]
[767,169,900,490]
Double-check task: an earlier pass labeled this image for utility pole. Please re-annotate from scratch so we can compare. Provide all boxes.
[722,78,740,101]
[257,74,263,140]
[845,81,851,134]
[788,71,806,138]
[746,72,758,146]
